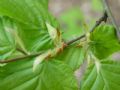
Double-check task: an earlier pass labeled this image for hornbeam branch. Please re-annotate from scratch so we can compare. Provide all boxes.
[0,52,43,63]
[0,12,108,63]
[67,11,108,45]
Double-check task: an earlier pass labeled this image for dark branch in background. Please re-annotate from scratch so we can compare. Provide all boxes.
[91,11,108,32]
[103,0,120,40]
[67,11,108,45]
[0,12,108,63]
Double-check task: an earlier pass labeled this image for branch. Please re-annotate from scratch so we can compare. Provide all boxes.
[103,0,120,40]
[0,52,43,63]
[0,12,108,63]
[67,11,108,45]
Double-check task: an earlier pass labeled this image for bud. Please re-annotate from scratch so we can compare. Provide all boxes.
[46,22,62,46]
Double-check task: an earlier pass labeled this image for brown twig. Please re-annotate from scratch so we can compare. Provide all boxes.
[0,12,108,63]
[67,11,108,45]
[0,52,43,63]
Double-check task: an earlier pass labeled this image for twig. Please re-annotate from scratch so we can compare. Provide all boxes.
[0,12,108,63]
[0,52,43,63]
[67,11,108,45]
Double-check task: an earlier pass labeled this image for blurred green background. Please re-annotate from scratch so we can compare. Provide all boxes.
[49,0,103,40]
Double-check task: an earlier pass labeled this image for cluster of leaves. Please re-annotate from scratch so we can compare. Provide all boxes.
[0,0,120,90]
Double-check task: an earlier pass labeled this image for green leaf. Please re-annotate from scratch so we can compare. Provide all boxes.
[0,0,49,28]
[90,25,120,59]
[0,0,59,52]
[0,16,16,59]
[81,60,120,90]
[56,45,85,71]
[0,59,78,90]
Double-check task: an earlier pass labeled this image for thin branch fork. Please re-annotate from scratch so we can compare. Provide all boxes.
[0,12,108,63]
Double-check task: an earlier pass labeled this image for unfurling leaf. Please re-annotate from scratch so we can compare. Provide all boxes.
[46,22,58,40]
[46,22,62,46]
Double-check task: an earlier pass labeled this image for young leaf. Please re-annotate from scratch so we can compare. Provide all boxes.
[81,60,120,90]
[46,22,62,46]
[0,60,78,90]
[90,25,120,59]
